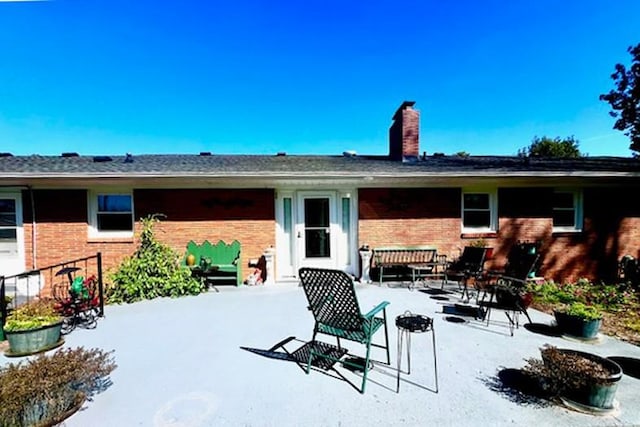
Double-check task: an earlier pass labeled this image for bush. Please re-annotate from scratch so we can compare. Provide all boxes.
[529,278,635,312]
[523,345,615,397]
[4,298,63,332]
[106,215,204,304]
[558,302,602,321]
[0,347,116,426]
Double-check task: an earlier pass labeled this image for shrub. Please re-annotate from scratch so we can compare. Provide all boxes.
[106,215,203,304]
[3,298,63,332]
[530,279,635,312]
[557,302,602,321]
[0,347,116,426]
[523,345,615,397]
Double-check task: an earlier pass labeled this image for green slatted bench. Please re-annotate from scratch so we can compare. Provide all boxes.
[183,240,242,286]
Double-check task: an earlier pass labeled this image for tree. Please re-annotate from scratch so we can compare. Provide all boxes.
[519,136,582,158]
[600,43,640,154]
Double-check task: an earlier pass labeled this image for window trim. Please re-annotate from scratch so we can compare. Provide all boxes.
[552,188,583,233]
[461,188,498,233]
[88,190,134,238]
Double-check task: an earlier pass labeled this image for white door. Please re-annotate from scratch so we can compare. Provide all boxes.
[0,193,25,277]
[296,192,338,269]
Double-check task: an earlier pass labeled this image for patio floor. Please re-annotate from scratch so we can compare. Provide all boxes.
[3,280,640,426]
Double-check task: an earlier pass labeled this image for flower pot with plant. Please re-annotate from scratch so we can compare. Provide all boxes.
[3,298,64,356]
[0,347,116,426]
[554,302,603,339]
[524,345,622,410]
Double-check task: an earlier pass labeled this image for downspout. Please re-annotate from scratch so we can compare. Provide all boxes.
[28,186,36,269]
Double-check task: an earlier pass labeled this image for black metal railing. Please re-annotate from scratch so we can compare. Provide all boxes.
[1,253,104,330]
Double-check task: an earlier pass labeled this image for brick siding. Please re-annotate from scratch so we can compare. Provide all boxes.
[22,189,276,283]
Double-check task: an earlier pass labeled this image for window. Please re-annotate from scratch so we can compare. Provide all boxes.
[462,190,497,232]
[553,189,582,232]
[0,198,18,254]
[89,191,133,237]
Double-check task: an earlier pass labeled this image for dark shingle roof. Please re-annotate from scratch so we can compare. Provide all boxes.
[1,153,639,182]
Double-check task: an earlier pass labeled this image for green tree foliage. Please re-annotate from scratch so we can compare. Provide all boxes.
[600,43,640,154]
[106,215,203,304]
[519,136,582,158]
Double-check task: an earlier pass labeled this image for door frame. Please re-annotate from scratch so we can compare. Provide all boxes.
[275,188,357,281]
[296,191,338,270]
[0,191,26,276]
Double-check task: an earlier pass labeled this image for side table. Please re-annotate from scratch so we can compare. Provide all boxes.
[396,311,439,393]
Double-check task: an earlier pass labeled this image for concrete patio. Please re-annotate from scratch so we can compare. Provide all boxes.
[3,280,640,426]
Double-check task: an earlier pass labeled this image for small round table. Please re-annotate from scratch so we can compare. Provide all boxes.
[395,312,439,393]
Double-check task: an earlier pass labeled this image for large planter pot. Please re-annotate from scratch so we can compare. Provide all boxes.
[554,310,602,339]
[4,320,64,356]
[543,348,623,410]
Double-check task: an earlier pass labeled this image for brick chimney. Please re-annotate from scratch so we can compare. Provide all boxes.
[389,101,420,161]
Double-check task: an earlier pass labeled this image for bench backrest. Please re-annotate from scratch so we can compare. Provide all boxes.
[185,240,241,266]
[372,246,437,266]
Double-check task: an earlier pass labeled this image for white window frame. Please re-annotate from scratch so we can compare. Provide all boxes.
[461,188,498,233]
[552,188,583,233]
[88,190,134,238]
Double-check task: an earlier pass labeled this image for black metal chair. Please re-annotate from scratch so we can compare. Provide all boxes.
[446,247,490,302]
[476,247,539,335]
[478,279,533,335]
[298,267,391,394]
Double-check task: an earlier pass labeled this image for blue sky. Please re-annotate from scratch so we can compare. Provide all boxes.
[1,1,639,157]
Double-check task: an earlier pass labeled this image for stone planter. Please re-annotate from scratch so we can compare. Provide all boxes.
[553,311,602,339]
[543,348,623,410]
[4,320,64,356]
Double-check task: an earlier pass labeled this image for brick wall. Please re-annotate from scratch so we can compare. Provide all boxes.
[23,188,276,283]
[21,185,640,285]
[360,186,640,283]
[359,188,462,259]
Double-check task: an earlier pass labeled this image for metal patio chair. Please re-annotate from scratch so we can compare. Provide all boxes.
[445,246,490,302]
[298,267,391,394]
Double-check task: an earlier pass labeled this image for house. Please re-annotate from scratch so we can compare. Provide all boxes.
[1,101,639,285]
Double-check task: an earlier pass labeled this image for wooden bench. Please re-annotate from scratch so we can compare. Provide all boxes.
[183,240,242,286]
[372,246,445,285]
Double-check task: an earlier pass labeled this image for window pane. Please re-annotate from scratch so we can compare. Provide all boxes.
[553,210,575,227]
[0,213,16,227]
[98,195,132,213]
[304,199,329,227]
[98,213,133,231]
[464,194,489,210]
[283,198,292,234]
[553,192,573,209]
[305,229,330,258]
[0,199,16,213]
[0,228,17,241]
[463,211,491,228]
[342,197,351,264]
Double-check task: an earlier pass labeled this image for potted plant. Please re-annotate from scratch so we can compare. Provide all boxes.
[553,302,603,339]
[524,345,622,410]
[3,298,64,356]
[0,347,116,426]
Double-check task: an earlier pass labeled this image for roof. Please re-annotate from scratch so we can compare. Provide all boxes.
[1,153,639,187]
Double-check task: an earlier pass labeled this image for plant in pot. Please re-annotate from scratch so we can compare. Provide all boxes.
[553,302,603,339]
[3,298,65,356]
[0,347,116,426]
[524,345,622,411]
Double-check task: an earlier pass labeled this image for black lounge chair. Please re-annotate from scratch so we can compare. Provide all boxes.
[298,267,391,393]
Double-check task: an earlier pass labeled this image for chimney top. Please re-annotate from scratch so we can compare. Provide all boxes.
[392,101,416,120]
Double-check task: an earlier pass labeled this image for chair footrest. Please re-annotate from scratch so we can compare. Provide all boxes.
[290,340,349,371]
